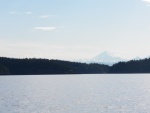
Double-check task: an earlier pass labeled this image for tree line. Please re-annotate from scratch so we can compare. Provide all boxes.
[0,57,150,75]
[109,58,150,73]
[0,57,109,75]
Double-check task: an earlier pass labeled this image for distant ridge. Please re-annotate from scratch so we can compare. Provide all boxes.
[109,57,150,73]
[0,57,109,75]
[90,51,127,65]
[1,56,150,75]
[77,51,127,66]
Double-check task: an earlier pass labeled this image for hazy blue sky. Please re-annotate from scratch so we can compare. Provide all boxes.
[1,0,150,60]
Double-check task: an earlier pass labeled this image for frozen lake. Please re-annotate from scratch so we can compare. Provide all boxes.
[0,74,150,113]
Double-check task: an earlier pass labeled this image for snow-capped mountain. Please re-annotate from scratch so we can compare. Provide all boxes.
[76,51,127,66]
[75,51,150,66]
[88,51,127,66]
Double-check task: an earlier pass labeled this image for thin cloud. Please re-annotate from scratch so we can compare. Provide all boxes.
[9,11,33,15]
[9,12,15,14]
[9,12,21,15]
[34,27,57,31]
[143,0,150,4]
[25,12,32,15]
[40,15,55,18]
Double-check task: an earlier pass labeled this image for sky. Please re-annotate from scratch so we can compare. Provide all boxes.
[1,0,150,60]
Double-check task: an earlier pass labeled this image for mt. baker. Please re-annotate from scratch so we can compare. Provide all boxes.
[78,51,127,66]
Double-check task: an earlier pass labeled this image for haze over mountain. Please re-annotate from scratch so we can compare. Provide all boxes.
[76,51,127,66]
[132,56,141,60]
[90,51,127,65]
[76,51,147,66]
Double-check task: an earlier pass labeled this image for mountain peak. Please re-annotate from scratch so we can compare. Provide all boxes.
[91,51,127,66]
[76,51,127,66]
[93,51,121,60]
[96,51,115,57]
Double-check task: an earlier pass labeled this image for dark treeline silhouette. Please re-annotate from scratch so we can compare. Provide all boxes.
[0,57,109,75]
[110,58,150,73]
[1,57,150,75]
